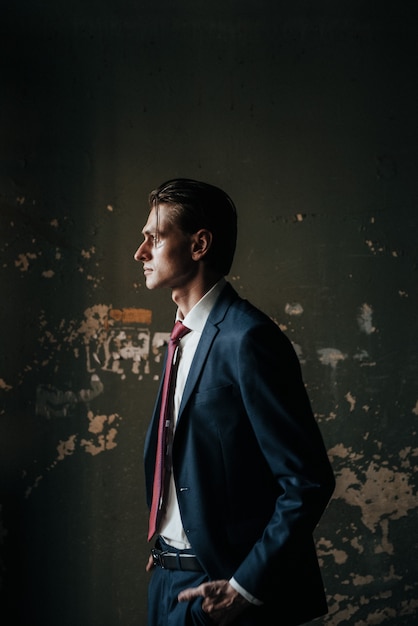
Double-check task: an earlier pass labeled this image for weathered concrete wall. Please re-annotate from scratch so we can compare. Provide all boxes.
[1,2,417,625]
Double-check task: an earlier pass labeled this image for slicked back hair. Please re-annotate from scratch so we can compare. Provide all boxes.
[149,178,237,276]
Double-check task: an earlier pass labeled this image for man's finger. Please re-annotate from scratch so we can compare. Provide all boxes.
[178,583,209,602]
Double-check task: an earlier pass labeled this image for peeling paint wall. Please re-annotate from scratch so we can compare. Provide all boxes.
[1,2,418,625]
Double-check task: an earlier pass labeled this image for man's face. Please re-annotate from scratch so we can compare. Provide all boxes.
[134,203,197,290]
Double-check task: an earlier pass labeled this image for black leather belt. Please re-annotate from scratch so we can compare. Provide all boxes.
[151,548,204,572]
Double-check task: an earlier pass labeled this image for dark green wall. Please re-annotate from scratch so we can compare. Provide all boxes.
[1,2,417,624]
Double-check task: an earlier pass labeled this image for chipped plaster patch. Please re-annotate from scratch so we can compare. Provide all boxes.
[24,411,122,496]
[412,400,418,416]
[353,349,376,367]
[398,446,418,469]
[15,252,37,271]
[383,565,402,582]
[345,391,356,412]
[365,239,385,255]
[80,431,118,455]
[81,247,96,259]
[80,411,120,456]
[351,573,374,586]
[328,444,364,462]
[400,596,418,617]
[0,379,13,391]
[399,446,411,461]
[374,518,394,555]
[316,538,348,565]
[77,304,111,343]
[284,302,304,316]
[355,607,397,625]
[326,595,358,624]
[324,583,418,626]
[357,303,376,334]
[350,537,364,553]
[317,348,347,369]
[334,460,418,548]
[354,349,369,361]
[314,411,337,421]
[57,435,77,461]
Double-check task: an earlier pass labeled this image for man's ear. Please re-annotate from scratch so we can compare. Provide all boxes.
[191,229,213,261]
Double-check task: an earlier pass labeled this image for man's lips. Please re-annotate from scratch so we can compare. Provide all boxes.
[143,267,152,275]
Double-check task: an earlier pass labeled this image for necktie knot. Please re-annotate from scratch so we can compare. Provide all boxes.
[171,321,191,344]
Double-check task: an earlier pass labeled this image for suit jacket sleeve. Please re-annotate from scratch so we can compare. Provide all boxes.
[228,317,335,599]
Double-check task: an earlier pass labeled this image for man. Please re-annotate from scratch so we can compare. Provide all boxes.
[134,178,335,626]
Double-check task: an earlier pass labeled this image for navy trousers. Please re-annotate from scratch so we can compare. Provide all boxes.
[147,539,280,626]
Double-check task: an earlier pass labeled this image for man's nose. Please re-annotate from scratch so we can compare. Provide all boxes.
[133,241,148,262]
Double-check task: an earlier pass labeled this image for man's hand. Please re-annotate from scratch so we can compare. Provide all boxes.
[178,580,250,625]
[146,554,154,572]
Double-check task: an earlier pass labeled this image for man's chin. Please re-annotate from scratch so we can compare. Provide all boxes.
[144,277,160,290]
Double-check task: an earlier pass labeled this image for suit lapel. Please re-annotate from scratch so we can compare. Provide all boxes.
[177,282,238,420]
[177,322,217,418]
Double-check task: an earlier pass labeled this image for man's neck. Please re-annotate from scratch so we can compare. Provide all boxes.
[171,273,222,318]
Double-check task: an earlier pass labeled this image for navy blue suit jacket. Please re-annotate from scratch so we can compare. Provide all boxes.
[144,283,335,625]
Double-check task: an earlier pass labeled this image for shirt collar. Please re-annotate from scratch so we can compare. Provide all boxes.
[177,278,226,333]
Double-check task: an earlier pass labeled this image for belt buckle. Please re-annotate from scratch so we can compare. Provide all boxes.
[151,548,166,569]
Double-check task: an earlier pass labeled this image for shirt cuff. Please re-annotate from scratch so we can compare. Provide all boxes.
[229,577,263,606]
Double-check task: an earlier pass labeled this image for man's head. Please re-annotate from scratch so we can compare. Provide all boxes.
[148,178,237,277]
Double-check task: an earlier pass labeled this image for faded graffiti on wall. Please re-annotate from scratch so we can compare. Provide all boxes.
[35,305,169,420]
[19,304,171,497]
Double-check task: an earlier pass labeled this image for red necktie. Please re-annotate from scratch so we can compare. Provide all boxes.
[148,321,191,541]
